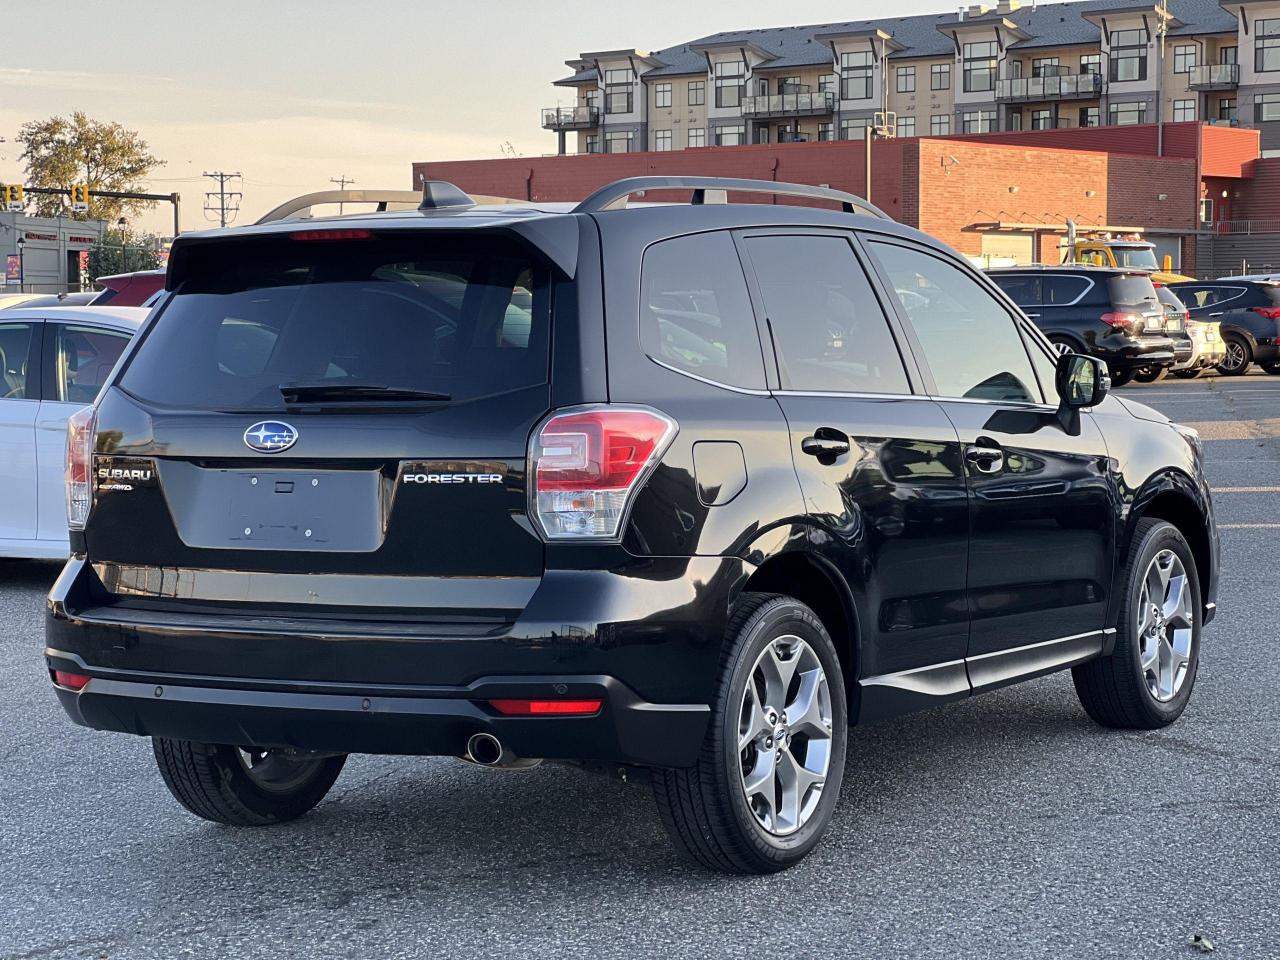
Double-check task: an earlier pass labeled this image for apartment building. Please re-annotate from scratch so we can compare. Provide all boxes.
[541,0,1280,155]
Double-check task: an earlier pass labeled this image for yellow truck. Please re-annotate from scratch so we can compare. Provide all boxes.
[1064,224,1195,284]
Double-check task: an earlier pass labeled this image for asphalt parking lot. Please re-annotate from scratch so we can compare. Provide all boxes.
[2,373,1277,960]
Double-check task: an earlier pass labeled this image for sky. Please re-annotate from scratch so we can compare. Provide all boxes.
[0,0,946,234]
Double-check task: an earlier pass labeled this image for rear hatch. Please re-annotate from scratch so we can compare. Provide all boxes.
[85,229,553,629]
[1107,273,1167,337]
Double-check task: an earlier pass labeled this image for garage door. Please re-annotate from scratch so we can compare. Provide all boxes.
[979,232,1034,266]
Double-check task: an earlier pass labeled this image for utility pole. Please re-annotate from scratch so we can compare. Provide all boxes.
[203,171,242,227]
[330,175,355,214]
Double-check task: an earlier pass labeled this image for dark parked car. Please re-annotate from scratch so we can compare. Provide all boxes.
[48,177,1219,874]
[986,265,1177,387]
[1168,279,1280,375]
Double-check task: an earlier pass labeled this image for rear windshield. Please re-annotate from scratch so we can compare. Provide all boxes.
[1107,274,1160,310]
[118,234,549,411]
[1263,284,1280,306]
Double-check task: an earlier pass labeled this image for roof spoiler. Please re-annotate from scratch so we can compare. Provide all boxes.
[572,176,891,219]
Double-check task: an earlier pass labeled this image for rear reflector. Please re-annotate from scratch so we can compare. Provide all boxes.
[53,670,90,691]
[489,698,603,716]
[530,405,677,540]
[289,228,374,241]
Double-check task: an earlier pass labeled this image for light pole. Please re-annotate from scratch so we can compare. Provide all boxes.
[15,236,24,292]
[117,218,128,273]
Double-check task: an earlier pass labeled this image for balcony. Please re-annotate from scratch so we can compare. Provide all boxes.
[1189,63,1239,91]
[741,91,836,119]
[996,73,1103,102]
[541,106,600,131]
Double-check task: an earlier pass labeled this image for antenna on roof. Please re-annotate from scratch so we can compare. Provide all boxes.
[417,175,476,211]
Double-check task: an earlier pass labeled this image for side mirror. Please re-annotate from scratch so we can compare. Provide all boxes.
[1056,352,1110,410]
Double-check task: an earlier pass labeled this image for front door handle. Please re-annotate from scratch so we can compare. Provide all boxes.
[801,428,850,461]
[964,442,1004,474]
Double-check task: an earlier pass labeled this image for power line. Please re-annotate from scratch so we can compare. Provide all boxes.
[330,175,355,215]
[202,170,242,227]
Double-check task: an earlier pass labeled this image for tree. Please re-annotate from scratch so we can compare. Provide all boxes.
[89,228,166,280]
[17,112,163,221]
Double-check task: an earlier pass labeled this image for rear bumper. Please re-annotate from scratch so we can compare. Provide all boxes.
[46,652,708,766]
[1099,335,1176,371]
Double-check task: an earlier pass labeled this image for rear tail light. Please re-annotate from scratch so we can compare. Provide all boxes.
[1251,307,1280,320]
[1101,312,1145,333]
[530,405,677,540]
[488,698,603,716]
[52,670,90,691]
[66,406,95,531]
[289,228,374,241]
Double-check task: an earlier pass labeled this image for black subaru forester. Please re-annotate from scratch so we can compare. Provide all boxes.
[48,177,1219,874]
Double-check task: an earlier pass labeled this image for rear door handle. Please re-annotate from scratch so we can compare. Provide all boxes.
[964,441,1004,475]
[801,428,850,460]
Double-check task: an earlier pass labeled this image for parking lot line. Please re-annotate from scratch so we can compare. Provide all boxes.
[1182,419,1280,440]
[1219,523,1280,528]
[1209,486,1280,493]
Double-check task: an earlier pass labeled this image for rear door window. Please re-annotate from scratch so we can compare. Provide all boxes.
[49,325,131,404]
[990,275,1041,306]
[743,234,910,394]
[0,322,38,400]
[640,231,765,390]
[1042,275,1091,304]
[118,234,549,411]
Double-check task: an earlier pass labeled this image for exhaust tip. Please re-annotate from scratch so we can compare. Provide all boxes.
[466,732,503,766]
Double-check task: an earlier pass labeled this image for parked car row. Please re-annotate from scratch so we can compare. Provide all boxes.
[985,263,1279,381]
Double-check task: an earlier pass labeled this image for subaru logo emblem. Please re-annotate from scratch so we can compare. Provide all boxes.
[243,420,298,454]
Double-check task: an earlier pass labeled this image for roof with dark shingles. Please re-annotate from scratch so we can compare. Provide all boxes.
[557,0,1237,82]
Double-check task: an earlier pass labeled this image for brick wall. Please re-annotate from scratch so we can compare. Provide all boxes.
[1235,158,1280,220]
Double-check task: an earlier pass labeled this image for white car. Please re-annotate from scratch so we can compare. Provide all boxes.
[0,306,146,559]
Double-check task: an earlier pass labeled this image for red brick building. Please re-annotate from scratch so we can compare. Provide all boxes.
[414,121,1280,277]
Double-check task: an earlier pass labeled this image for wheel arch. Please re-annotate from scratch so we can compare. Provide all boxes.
[1122,470,1214,631]
[740,550,861,706]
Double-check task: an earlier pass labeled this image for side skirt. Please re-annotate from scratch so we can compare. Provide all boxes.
[855,629,1112,723]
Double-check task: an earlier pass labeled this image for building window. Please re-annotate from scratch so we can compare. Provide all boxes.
[585,88,601,111]
[605,68,633,114]
[1219,98,1237,121]
[1109,28,1148,83]
[961,110,997,133]
[1080,53,1102,76]
[819,73,836,94]
[755,78,769,96]
[1030,108,1052,129]
[1109,101,1148,125]
[1173,99,1196,122]
[777,124,794,143]
[931,62,951,90]
[896,116,915,137]
[688,80,705,106]
[688,127,706,148]
[654,129,672,151]
[714,60,746,108]
[604,130,633,152]
[931,114,951,135]
[817,121,833,141]
[1008,59,1023,79]
[840,117,871,140]
[1257,19,1280,73]
[715,124,745,146]
[1032,57,1060,78]
[1007,111,1023,131]
[841,51,874,100]
[896,66,916,93]
[1220,46,1237,66]
[779,76,802,94]
[963,41,998,93]
[1080,106,1101,127]
[1256,92,1280,122]
[755,125,770,144]
[1173,45,1197,74]
[655,83,672,108]
[584,134,600,154]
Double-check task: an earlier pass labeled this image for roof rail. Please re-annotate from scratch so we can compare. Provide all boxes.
[256,190,423,224]
[571,176,890,219]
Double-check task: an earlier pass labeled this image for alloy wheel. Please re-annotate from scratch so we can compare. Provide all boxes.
[1136,549,1195,702]
[236,748,327,793]
[1221,339,1247,373]
[737,635,833,836]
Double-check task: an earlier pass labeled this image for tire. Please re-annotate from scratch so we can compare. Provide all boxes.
[1109,367,1135,388]
[1072,518,1201,729]
[652,593,847,874]
[1133,366,1167,383]
[153,738,346,825]
[1171,368,1201,380]
[1217,334,1252,376]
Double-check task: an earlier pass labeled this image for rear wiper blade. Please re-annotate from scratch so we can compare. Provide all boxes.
[279,382,452,403]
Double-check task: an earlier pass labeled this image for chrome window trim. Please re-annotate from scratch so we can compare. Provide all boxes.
[773,389,933,401]
[993,273,1095,309]
[646,356,771,396]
